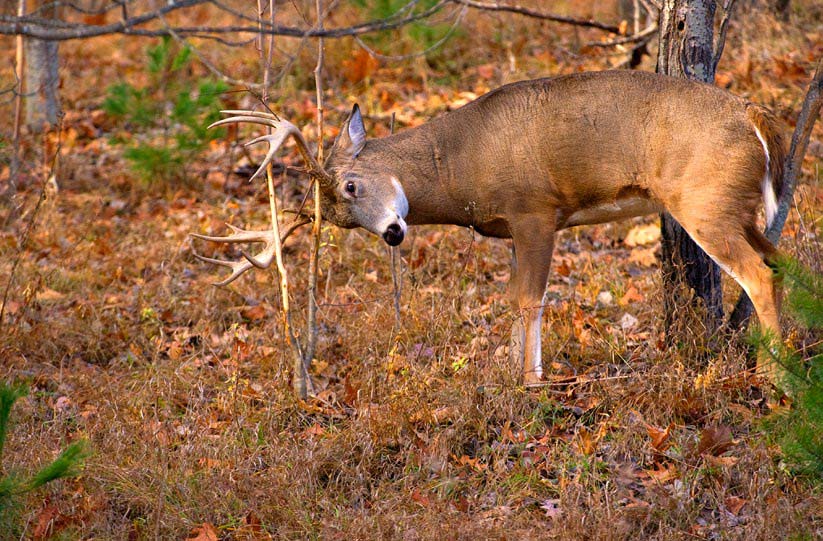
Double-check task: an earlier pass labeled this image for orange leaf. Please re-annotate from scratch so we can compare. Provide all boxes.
[241,305,266,321]
[187,523,218,541]
[411,488,432,508]
[619,285,644,305]
[725,496,747,516]
[646,422,673,453]
[342,49,379,83]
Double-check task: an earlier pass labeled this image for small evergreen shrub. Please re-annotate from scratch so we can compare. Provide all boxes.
[761,256,823,479]
[0,384,87,539]
[103,36,228,187]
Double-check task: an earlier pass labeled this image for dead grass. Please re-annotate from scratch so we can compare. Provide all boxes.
[1,1,822,539]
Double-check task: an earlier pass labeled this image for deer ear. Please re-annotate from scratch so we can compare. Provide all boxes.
[336,104,366,158]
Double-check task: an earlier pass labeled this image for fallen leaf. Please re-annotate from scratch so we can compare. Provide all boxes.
[241,305,266,321]
[619,285,644,305]
[620,312,639,332]
[33,504,60,540]
[696,425,734,457]
[411,488,432,508]
[725,495,747,516]
[187,523,218,541]
[646,422,673,453]
[628,247,658,267]
[540,498,562,519]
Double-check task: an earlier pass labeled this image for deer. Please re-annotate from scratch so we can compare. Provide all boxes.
[192,69,785,386]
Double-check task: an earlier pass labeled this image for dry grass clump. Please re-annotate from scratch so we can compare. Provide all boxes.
[1,1,822,538]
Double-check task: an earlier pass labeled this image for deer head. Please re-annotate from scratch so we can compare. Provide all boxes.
[322,105,409,246]
[191,107,408,285]
[212,107,408,245]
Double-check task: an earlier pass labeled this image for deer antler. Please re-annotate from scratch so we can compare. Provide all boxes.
[191,109,325,286]
[209,110,333,185]
[190,218,311,286]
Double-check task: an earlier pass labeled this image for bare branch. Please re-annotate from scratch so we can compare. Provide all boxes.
[354,4,466,61]
[452,0,622,33]
[0,0,449,40]
[585,23,657,48]
[712,0,736,73]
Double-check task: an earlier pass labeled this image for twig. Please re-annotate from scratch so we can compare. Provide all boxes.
[585,23,657,48]
[388,112,402,326]
[730,60,823,327]
[148,0,262,90]
[0,115,63,331]
[252,0,310,397]
[354,4,466,61]
[452,0,621,33]
[304,0,326,390]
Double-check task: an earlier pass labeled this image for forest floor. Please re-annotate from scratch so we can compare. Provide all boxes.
[1,1,822,539]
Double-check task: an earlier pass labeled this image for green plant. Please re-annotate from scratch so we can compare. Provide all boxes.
[761,256,823,479]
[0,384,87,539]
[103,36,227,187]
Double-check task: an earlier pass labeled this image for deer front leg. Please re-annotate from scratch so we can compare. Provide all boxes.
[509,217,556,386]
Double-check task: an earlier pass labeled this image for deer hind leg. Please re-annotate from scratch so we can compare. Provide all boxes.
[678,220,781,380]
[509,216,556,386]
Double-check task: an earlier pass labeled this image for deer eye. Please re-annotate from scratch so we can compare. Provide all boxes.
[344,181,356,195]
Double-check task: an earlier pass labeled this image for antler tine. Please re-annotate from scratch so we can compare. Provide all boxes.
[189,223,272,244]
[208,110,333,184]
[208,115,278,131]
[220,109,280,120]
[192,251,255,287]
[246,132,291,182]
[190,224,279,286]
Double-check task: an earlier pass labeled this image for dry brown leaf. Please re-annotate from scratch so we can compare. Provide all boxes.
[646,422,673,453]
[411,488,432,508]
[696,425,734,457]
[725,495,747,516]
[644,463,678,484]
[187,523,218,541]
[628,247,658,267]
[33,504,60,540]
[241,305,266,321]
[619,285,644,305]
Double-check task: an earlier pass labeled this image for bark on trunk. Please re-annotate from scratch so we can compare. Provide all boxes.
[656,0,724,336]
[24,0,61,132]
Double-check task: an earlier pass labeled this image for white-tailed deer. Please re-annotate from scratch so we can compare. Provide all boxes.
[194,70,785,385]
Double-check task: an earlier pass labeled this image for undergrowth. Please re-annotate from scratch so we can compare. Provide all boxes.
[0,384,86,540]
[103,36,227,188]
[763,257,823,479]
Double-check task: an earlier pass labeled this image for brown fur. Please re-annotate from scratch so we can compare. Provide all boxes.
[747,103,787,203]
[321,70,787,384]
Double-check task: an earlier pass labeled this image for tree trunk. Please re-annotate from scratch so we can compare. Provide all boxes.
[656,0,725,336]
[25,0,61,132]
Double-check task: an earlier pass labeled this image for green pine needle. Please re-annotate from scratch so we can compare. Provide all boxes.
[26,441,88,491]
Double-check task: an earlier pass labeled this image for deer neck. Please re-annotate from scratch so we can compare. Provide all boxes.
[366,126,477,228]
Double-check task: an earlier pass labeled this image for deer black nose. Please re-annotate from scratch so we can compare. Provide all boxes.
[382,223,404,246]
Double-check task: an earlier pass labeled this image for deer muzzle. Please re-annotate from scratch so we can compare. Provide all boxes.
[382,222,405,246]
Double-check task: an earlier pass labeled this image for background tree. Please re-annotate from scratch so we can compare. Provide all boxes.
[655,0,731,338]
